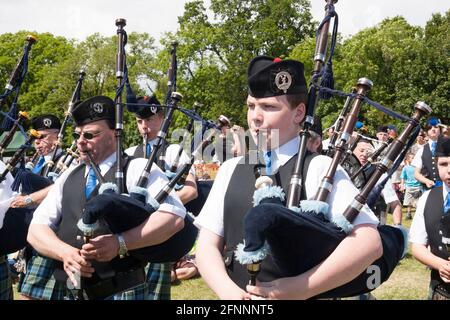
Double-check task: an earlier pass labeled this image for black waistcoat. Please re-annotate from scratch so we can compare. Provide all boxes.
[424,186,450,291]
[133,141,168,170]
[223,152,317,289]
[421,144,440,185]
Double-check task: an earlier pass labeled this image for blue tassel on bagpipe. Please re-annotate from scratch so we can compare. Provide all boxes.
[316,3,338,100]
[1,101,17,131]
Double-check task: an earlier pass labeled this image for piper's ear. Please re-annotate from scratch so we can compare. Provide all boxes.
[294,102,306,125]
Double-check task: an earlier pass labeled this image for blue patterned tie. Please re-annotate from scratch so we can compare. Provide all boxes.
[146,143,152,157]
[264,151,272,176]
[444,192,450,215]
[32,156,45,173]
[431,141,437,156]
[85,167,97,199]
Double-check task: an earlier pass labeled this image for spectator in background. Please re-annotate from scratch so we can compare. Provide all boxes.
[400,153,423,220]
[412,118,443,190]
[321,126,334,152]
[305,116,323,154]
[213,124,246,164]
[354,139,403,225]
[388,125,398,139]
[410,129,427,156]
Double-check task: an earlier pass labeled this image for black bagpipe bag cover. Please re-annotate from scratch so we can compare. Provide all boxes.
[243,201,405,298]
[83,192,198,263]
[0,207,33,255]
[0,172,53,255]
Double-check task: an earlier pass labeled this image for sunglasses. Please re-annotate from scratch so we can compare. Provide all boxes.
[72,131,103,140]
[36,134,49,140]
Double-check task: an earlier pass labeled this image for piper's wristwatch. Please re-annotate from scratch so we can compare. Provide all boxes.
[24,195,34,206]
[116,233,128,258]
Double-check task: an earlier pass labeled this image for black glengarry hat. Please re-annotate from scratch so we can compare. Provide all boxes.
[435,136,450,157]
[131,95,161,119]
[31,114,61,130]
[248,56,307,98]
[377,125,389,133]
[72,96,115,126]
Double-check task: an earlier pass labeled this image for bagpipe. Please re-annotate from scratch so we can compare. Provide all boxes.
[0,37,45,256]
[78,114,229,263]
[52,141,80,176]
[69,19,212,299]
[0,129,45,256]
[0,35,36,113]
[234,0,432,298]
[0,51,84,258]
[12,68,86,193]
[165,101,200,189]
[42,70,85,179]
[24,151,39,170]
[325,87,357,157]
[0,111,29,156]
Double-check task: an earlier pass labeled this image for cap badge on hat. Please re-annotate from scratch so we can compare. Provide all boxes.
[150,106,158,114]
[43,118,52,128]
[92,103,104,114]
[275,70,292,94]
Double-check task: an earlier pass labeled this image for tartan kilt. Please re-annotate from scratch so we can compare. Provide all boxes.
[0,256,12,300]
[146,262,171,300]
[18,253,66,300]
[19,254,171,300]
[111,262,171,300]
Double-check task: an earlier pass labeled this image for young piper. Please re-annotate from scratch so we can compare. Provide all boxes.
[194,56,381,300]
[410,136,450,300]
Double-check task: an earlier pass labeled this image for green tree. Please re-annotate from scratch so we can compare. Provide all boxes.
[419,11,450,122]
[290,14,449,134]
[0,31,158,148]
[156,0,315,129]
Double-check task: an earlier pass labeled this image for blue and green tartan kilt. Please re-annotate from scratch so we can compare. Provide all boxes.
[110,262,171,300]
[18,253,66,300]
[0,256,12,300]
[146,262,171,300]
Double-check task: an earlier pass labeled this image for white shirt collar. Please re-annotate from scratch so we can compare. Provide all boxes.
[43,149,62,161]
[84,152,116,177]
[270,136,299,171]
[443,183,450,199]
[145,138,158,146]
[428,139,438,147]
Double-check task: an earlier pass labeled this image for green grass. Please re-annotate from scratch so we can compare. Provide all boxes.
[171,277,218,300]
[371,213,429,300]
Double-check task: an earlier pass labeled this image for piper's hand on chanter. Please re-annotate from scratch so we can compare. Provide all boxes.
[246,277,306,300]
[81,234,120,262]
[439,258,450,283]
[61,246,94,287]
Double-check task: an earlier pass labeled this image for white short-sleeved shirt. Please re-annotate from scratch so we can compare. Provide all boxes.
[125,138,195,176]
[0,161,17,229]
[379,175,399,204]
[411,140,435,169]
[31,152,186,230]
[195,137,379,237]
[409,184,450,245]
